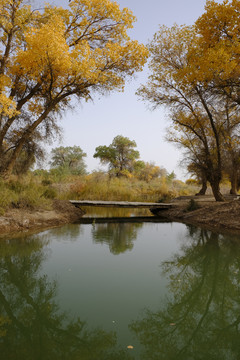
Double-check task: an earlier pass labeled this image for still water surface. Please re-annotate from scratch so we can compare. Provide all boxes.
[1,211,240,359]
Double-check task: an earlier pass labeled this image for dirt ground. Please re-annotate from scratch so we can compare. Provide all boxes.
[156,195,240,234]
[0,200,85,237]
[1,196,240,237]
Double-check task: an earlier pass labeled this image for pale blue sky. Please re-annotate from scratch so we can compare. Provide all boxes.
[40,0,208,178]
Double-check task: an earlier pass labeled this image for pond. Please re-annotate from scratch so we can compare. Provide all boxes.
[1,209,240,360]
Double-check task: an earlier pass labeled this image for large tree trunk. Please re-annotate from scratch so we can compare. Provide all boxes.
[210,178,225,202]
[195,172,207,195]
[195,182,207,196]
[0,98,63,179]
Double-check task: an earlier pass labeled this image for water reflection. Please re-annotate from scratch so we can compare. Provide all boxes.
[130,226,240,360]
[46,224,83,241]
[82,206,150,218]
[0,235,134,360]
[92,223,143,255]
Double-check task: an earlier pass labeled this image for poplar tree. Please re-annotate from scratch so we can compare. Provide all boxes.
[0,0,148,177]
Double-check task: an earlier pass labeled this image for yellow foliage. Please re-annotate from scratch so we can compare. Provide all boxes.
[2,0,148,102]
[0,0,148,176]
[15,16,71,81]
[188,0,240,85]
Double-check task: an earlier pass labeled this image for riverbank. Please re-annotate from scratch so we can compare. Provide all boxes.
[156,195,240,234]
[0,200,85,236]
[1,196,240,237]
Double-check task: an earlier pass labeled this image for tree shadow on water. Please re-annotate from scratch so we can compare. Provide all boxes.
[92,222,143,255]
[130,226,240,360]
[0,235,134,360]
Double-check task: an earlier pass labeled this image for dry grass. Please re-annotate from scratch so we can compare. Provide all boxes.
[0,171,199,215]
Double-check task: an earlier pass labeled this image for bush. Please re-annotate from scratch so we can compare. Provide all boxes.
[185,178,198,186]
[0,187,18,209]
[42,179,52,186]
[7,180,26,193]
[14,187,50,209]
[66,174,192,202]
[41,187,57,199]
[185,199,200,212]
[1,179,52,210]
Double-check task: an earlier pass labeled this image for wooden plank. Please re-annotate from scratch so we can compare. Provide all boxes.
[69,200,173,209]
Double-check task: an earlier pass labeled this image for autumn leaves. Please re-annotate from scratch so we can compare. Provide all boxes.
[138,1,240,201]
[1,0,240,200]
[0,0,148,177]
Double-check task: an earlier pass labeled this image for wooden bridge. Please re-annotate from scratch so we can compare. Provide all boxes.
[70,200,173,214]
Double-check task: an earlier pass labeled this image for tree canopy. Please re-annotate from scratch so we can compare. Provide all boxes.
[50,146,87,175]
[138,1,240,201]
[0,0,148,177]
[93,135,140,177]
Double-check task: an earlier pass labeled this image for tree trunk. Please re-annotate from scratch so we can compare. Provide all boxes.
[195,174,207,196]
[230,169,238,195]
[210,179,225,202]
[195,183,207,196]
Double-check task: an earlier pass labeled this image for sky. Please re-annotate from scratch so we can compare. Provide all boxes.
[37,0,208,178]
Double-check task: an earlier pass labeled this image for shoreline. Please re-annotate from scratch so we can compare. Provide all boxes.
[0,200,85,237]
[155,197,240,235]
[1,197,240,237]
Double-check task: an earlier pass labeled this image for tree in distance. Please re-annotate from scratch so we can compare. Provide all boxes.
[136,161,165,182]
[0,0,148,178]
[50,146,87,175]
[93,135,140,177]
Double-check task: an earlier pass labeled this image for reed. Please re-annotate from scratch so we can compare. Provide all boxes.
[0,171,198,214]
[64,173,196,202]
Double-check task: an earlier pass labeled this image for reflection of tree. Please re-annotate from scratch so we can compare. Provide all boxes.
[46,224,83,241]
[92,223,143,255]
[130,226,240,360]
[0,235,134,360]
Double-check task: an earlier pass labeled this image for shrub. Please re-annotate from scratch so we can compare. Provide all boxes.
[0,188,18,209]
[15,190,50,209]
[7,180,26,193]
[185,199,200,212]
[42,179,52,186]
[41,187,57,199]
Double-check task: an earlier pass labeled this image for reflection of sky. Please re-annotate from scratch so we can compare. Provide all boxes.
[33,0,208,179]
[38,222,186,350]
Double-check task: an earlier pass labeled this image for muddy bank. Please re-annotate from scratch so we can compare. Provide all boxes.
[0,200,85,236]
[1,196,240,237]
[156,196,240,234]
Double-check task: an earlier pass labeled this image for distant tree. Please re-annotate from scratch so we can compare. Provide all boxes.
[93,135,140,177]
[136,162,163,182]
[50,146,87,175]
[166,171,176,183]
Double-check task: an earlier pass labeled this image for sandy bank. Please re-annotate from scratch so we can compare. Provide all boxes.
[0,200,85,237]
[156,196,240,234]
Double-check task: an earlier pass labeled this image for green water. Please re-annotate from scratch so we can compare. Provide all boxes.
[1,216,240,360]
